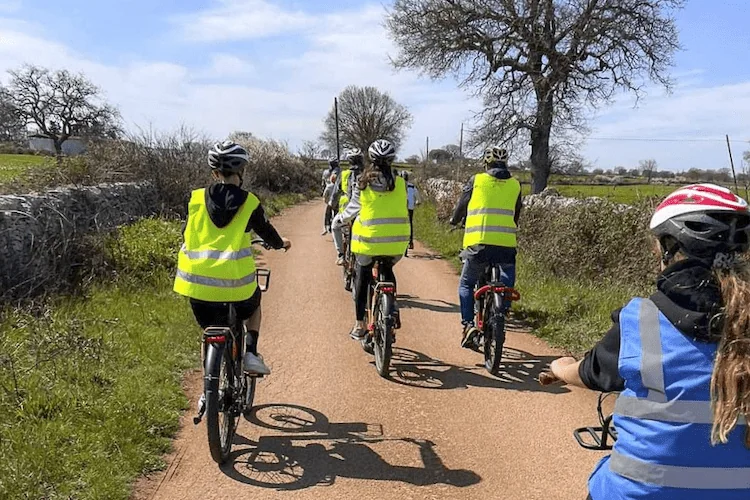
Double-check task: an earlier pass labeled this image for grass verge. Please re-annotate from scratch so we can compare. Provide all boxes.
[0,192,304,499]
[0,154,51,182]
[413,201,651,355]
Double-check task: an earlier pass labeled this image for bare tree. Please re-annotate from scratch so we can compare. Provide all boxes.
[0,85,26,144]
[297,140,323,168]
[639,159,658,184]
[321,85,413,154]
[428,148,452,163]
[444,144,462,160]
[387,0,683,193]
[6,65,121,158]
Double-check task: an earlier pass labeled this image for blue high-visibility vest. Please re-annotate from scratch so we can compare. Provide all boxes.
[588,298,750,499]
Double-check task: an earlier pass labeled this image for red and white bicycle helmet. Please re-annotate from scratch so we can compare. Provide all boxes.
[650,184,750,263]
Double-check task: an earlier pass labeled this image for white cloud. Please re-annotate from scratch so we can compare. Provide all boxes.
[174,0,313,42]
[3,2,748,170]
[0,1,21,14]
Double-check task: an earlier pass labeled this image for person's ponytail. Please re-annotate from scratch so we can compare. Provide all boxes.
[710,259,750,447]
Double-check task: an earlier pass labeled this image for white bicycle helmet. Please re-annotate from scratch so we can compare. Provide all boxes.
[368,139,396,165]
[208,141,250,174]
[483,146,509,166]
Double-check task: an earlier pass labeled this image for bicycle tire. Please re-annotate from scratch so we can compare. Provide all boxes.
[373,292,394,378]
[205,343,236,464]
[483,299,506,376]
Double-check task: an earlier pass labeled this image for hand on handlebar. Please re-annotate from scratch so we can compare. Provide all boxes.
[282,237,292,251]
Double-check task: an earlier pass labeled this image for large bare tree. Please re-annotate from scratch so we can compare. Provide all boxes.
[321,85,413,156]
[7,65,120,157]
[387,0,683,193]
[0,86,26,144]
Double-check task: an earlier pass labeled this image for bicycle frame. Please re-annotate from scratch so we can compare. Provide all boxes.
[473,265,520,330]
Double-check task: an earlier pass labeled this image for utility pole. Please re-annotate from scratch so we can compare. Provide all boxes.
[727,135,739,194]
[424,136,429,174]
[459,123,464,159]
[334,97,341,162]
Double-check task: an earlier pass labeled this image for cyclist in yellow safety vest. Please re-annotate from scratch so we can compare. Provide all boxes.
[174,140,292,376]
[332,139,410,340]
[449,146,522,349]
[331,148,366,265]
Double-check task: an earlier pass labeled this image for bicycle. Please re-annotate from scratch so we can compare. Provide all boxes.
[193,238,273,465]
[341,224,355,295]
[468,263,521,376]
[360,259,399,378]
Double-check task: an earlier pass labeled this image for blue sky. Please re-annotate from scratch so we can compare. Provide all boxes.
[1,0,749,171]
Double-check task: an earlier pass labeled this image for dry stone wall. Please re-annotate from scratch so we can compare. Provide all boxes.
[0,183,159,298]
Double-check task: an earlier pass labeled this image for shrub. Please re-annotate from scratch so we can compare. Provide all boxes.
[102,218,182,283]
[518,197,659,288]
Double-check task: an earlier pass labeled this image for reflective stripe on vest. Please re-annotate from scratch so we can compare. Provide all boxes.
[588,298,750,499]
[351,177,410,256]
[173,188,259,302]
[463,173,519,248]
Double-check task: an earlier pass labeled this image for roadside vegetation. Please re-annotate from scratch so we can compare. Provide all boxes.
[0,153,50,182]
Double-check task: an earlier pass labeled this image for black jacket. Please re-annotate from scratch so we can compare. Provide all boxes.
[578,259,723,392]
[197,184,284,249]
[449,166,523,227]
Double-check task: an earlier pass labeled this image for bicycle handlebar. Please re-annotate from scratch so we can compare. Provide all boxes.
[251,238,288,252]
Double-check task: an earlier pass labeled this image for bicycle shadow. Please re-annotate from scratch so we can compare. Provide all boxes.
[221,404,481,491]
[388,348,570,394]
[397,294,460,314]
[405,251,444,261]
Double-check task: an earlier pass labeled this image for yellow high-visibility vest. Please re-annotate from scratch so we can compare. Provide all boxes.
[463,173,520,248]
[351,176,410,256]
[339,168,352,212]
[173,188,259,302]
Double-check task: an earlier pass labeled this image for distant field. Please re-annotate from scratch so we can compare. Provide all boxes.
[0,154,49,182]
[519,182,675,203]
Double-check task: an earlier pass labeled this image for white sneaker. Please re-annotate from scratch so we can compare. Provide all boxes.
[243,352,271,375]
[335,255,345,266]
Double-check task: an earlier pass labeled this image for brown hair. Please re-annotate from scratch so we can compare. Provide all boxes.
[357,164,395,192]
[711,260,750,447]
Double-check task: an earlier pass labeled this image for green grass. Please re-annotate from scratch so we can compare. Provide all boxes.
[0,280,198,499]
[0,192,304,500]
[0,154,50,181]
[413,201,649,355]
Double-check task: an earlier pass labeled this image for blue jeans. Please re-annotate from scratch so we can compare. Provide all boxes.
[458,249,516,326]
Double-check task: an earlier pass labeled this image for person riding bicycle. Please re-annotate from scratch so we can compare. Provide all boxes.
[547,184,750,499]
[332,147,366,265]
[321,171,338,235]
[332,139,410,340]
[174,140,292,376]
[449,146,522,349]
[403,171,420,256]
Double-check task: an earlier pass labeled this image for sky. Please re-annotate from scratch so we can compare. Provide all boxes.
[0,0,749,171]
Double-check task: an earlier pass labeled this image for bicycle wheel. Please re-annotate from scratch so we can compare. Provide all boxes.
[205,342,236,464]
[483,299,506,376]
[373,292,394,378]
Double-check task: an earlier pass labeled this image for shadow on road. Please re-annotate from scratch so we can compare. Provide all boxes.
[221,404,481,491]
[397,294,460,314]
[388,347,570,394]
[405,251,444,261]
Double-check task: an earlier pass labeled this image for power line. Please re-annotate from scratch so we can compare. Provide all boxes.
[586,136,750,144]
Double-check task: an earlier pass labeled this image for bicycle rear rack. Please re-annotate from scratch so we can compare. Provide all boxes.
[256,268,271,292]
[574,415,618,451]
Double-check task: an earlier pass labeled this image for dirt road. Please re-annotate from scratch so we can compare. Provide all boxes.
[135,200,607,500]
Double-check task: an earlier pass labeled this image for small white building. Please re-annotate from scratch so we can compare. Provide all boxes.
[27,135,87,155]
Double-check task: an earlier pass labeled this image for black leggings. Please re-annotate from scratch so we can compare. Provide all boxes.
[354,260,396,321]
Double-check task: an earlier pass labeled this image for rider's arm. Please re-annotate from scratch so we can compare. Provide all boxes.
[576,309,625,392]
[449,176,474,226]
[328,176,342,207]
[514,192,522,225]
[337,184,361,224]
[550,357,586,388]
[245,205,285,249]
